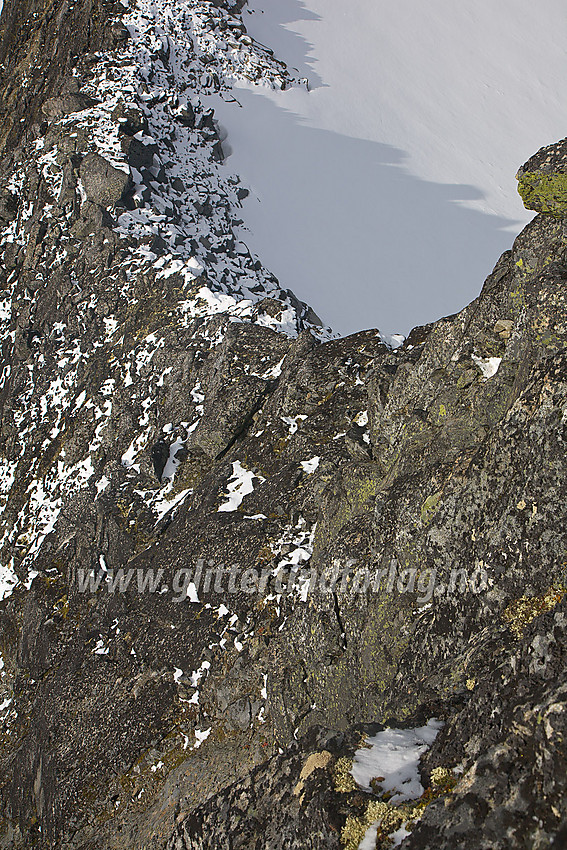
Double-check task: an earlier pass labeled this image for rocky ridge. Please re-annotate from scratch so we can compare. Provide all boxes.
[0,1,566,849]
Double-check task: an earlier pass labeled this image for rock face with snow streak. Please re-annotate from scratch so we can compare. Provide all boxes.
[0,1,566,849]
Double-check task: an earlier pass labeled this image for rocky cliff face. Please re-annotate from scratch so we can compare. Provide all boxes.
[0,2,566,849]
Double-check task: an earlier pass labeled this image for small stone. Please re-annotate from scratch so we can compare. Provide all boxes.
[106,20,130,48]
[175,103,195,128]
[494,319,514,338]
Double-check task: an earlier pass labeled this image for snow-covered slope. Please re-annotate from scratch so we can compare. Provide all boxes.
[209,0,567,336]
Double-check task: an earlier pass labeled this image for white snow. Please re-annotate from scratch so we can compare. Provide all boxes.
[134,485,192,524]
[210,0,567,337]
[281,414,307,435]
[351,719,443,802]
[359,823,410,850]
[269,516,316,602]
[0,561,19,601]
[190,383,206,415]
[103,317,119,339]
[217,460,264,512]
[258,355,286,379]
[96,476,110,496]
[300,456,320,474]
[358,823,380,850]
[472,354,502,379]
[93,639,110,656]
[121,426,151,469]
[190,660,211,687]
[73,390,87,411]
[0,458,18,515]
[391,825,412,847]
[161,438,185,482]
[184,582,200,604]
[193,727,212,748]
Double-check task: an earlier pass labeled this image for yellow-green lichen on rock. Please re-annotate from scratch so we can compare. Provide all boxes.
[333,756,358,793]
[502,586,566,638]
[516,171,567,217]
[341,800,405,850]
[420,491,442,526]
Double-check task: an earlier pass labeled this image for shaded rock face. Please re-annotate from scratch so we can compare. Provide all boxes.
[0,2,565,850]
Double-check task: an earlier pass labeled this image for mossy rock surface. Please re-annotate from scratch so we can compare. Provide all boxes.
[517,171,567,216]
[516,138,567,215]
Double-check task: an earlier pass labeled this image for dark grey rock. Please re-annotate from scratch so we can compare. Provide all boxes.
[0,187,17,223]
[41,93,98,120]
[79,152,130,209]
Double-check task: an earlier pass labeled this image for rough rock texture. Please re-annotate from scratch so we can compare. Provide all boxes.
[516,137,567,216]
[0,1,566,849]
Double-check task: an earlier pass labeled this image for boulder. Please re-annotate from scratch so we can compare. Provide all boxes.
[0,187,17,223]
[41,93,97,120]
[516,137,567,216]
[79,152,129,209]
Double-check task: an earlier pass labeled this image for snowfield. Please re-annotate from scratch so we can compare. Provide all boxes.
[209,0,567,337]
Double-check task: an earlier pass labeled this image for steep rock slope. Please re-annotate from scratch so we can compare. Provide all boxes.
[0,2,565,849]
[167,206,567,850]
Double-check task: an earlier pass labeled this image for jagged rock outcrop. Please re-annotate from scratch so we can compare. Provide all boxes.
[0,1,566,849]
[516,137,567,216]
